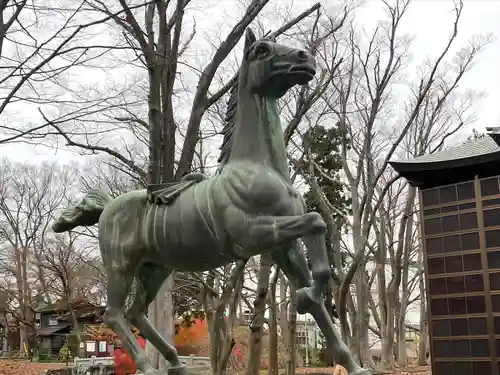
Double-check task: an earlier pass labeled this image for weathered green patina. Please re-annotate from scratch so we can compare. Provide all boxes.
[53,29,369,375]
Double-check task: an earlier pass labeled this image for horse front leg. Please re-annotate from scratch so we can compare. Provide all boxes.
[296,233,331,314]
[225,208,326,250]
[272,246,371,375]
[230,206,331,313]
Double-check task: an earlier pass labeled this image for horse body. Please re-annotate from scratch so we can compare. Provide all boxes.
[98,160,306,273]
[217,160,304,215]
[98,182,232,273]
[53,27,369,375]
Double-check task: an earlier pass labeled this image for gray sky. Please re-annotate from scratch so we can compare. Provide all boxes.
[399,0,500,130]
[1,0,499,163]
[1,0,493,328]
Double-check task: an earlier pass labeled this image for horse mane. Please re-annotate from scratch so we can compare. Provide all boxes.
[217,34,275,166]
[217,32,275,165]
[217,79,239,165]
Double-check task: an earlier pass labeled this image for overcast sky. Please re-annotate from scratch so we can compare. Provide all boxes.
[1,0,499,164]
[1,0,491,327]
[395,0,500,130]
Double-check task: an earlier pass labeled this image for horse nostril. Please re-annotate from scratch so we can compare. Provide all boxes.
[297,50,307,61]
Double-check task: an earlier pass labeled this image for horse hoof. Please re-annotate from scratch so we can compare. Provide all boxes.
[167,365,187,375]
[348,368,371,375]
[296,286,317,314]
[143,371,167,375]
[142,366,187,375]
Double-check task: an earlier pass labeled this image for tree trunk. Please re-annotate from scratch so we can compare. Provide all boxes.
[417,236,428,366]
[147,273,175,370]
[417,314,428,366]
[19,321,27,357]
[14,245,28,356]
[374,212,392,367]
[246,255,272,375]
[279,275,288,338]
[397,205,414,366]
[285,286,297,375]
[325,221,341,366]
[205,263,245,375]
[385,296,395,364]
[323,277,335,366]
[356,271,374,368]
[68,302,84,354]
[398,250,408,366]
[268,275,279,375]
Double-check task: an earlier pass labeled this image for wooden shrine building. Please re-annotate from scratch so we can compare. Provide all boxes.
[390,129,500,375]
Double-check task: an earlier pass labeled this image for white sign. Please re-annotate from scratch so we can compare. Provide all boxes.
[85,341,96,352]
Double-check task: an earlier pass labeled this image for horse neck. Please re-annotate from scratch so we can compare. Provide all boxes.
[229,89,289,179]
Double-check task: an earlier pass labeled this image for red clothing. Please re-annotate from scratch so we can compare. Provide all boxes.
[114,337,147,375]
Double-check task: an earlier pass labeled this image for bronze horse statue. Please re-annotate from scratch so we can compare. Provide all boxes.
[53,28,369,375]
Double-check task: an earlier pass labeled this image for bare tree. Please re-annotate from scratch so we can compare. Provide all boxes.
[375,14,488,366]
[285,286,297,375]
[416,234,427,366]
[202,262,245,375]
[40,0,332,371]
[241,6,351,370]
[266,267,280,375]
[38,232,100,334]
[0,160,79,352]
[245,254,273,375]
[286,0,491,369]
[0,0,139,144]
[26,0,490,371]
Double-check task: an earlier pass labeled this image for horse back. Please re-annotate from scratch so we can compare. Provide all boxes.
[141,179,238,270]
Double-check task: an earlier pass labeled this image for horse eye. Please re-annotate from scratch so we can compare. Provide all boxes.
[255,44,269,58]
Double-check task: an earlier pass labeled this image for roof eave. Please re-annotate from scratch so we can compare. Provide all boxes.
[390,151,500,177]
[486,129,500,147]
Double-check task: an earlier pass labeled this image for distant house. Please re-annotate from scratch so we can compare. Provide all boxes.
[294,319,322,348]
[36,299,105,357]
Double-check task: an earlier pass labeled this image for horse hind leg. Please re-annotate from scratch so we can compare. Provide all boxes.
[125,262,185,374]
[103,260,153,374]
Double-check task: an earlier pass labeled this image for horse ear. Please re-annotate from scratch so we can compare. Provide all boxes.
[265,30,276,42]
[244,28,257,51]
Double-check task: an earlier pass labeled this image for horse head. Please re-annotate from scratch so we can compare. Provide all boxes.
[219,27,318,172]
[239,28,317,98]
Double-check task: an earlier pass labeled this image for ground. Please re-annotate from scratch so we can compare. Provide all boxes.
[294,366,430,375]
[0,360,431,375]
[0,360,69,375]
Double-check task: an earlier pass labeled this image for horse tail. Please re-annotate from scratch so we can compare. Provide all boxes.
[52,188,113,233]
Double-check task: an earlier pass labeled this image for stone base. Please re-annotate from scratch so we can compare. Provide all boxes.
[141,366,212,375]
[169,365,189,375]
[303,370,371,375]
[349,368,371,375]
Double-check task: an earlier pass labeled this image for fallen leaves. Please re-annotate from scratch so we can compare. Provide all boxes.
[294,366,431,375]
[0,360,65,375]
[0,359,432,375]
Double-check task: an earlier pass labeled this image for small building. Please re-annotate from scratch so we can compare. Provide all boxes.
[36,299,105,358]
[390,131,500,375]
[295,319,321,348]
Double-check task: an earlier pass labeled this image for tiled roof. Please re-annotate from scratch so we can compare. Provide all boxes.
[392,135,500,165]
[37,299,100,313]
[36,322,71,336]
